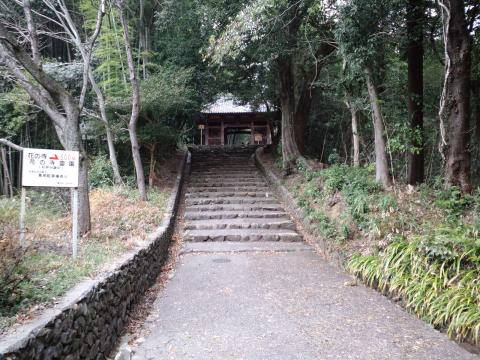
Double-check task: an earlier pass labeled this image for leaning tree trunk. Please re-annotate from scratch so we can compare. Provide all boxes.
[438,0,472,193]
[0,3,93,235]
[407,0,425,185]
[88,70,122,184]
[365,67,392,188]
[118,2,147,200]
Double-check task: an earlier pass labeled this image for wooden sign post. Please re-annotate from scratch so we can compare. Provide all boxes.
[198,124,205,146]
[21,148,80,258]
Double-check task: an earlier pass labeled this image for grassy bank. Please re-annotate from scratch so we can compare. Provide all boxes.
[0,187,169,332]
[275,158,479,346]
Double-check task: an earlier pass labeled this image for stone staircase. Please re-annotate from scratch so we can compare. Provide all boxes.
[184,147,302,242]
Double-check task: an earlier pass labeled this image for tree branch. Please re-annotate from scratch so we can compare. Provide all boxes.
[0,44,67,129]
[22,0,41,66]
[0,139,24,152]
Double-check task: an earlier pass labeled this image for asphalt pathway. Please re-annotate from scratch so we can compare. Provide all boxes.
[130,241,477,360]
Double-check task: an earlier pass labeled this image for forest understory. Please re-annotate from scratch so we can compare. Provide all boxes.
[0,156,179,334]
[262,150,480,350]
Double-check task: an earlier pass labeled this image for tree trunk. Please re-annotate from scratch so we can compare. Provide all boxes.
[148,143,156,188]
[293,89,312,155]
[365,67,392,188]
[118,2,148,200]
[0,21,92,234]
[88,70,122,184]
[438,0,472,193]
[473,79,480,178]
[23,0,41,66]
[351,108,360,167]
[280,98,301,173]
[277,59,301,173]
[55,113,91,234]
[344,93,361,167]
[407,0,425,185]
[0,147,13,197]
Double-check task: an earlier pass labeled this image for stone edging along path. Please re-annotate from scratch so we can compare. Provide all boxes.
[254,147,345,267]
[0,151,190,360]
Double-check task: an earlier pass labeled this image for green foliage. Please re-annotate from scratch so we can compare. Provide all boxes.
[335,0,401,74]
[89,155,114,188]
[0,85,31,137]
[308,210,337,239]
[319,164,380,225]
[377,194,398,213]
[435,187,473,220]
[140,66,198,117]
[321,164,379,195]
[2,241,124,319]
[0,194,64,317]
[348,227,480,345]
[137,123,179,154]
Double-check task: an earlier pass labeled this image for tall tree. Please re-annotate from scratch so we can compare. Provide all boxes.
[80,0,122,184]
[344,88,361,167]
[0,0,106,233]
[116,0,147,200]
[406,0,425,185]
[335,0,394,188]
[209,0,334,172]
[438,0,474,192]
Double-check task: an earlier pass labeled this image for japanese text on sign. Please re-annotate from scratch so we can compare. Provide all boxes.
[22,148,79,188]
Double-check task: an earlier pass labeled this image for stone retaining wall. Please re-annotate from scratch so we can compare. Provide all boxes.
[254,147,345,267]
[0,151,190,360]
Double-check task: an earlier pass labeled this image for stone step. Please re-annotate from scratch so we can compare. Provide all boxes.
[190,173,262,178]
[191,164,257,168]
[190,169,258,174]
[184,218,296,231]
[188,181,267,187]
[184,211,289,220]
[191,175,262,180]
[184,229,302,242]
[189,178,264,183]
[191,163,256,167]
[185,186,269,193]
[185,191,274,199]
[190,168,259,175]
[180,241,312,254]
[185,204,283,212]
[191,161,253,166]
[192,156,253,164]
[185,197,278,206]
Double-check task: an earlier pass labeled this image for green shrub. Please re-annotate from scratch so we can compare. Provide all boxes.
[348,227,480,345]
[0,199,27,316]
[89,155,114,188]
[308,210,337,239]
[321,164,379,195]
[435,186,472,219]
[377,194,398,212]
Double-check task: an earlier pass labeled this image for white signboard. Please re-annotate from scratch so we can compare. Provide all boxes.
[22,148,79,188]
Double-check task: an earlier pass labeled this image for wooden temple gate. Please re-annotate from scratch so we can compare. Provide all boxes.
[197,112,275,146]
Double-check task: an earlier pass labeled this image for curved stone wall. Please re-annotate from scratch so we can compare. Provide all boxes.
[0,151,190,360]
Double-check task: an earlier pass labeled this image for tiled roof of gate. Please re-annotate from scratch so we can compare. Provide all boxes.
[202,96,269,114]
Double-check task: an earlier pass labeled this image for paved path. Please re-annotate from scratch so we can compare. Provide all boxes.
[131,242,476,360]
[130,147,477,359]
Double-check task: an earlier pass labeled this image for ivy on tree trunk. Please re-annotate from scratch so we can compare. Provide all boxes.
[438,0,472,193]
